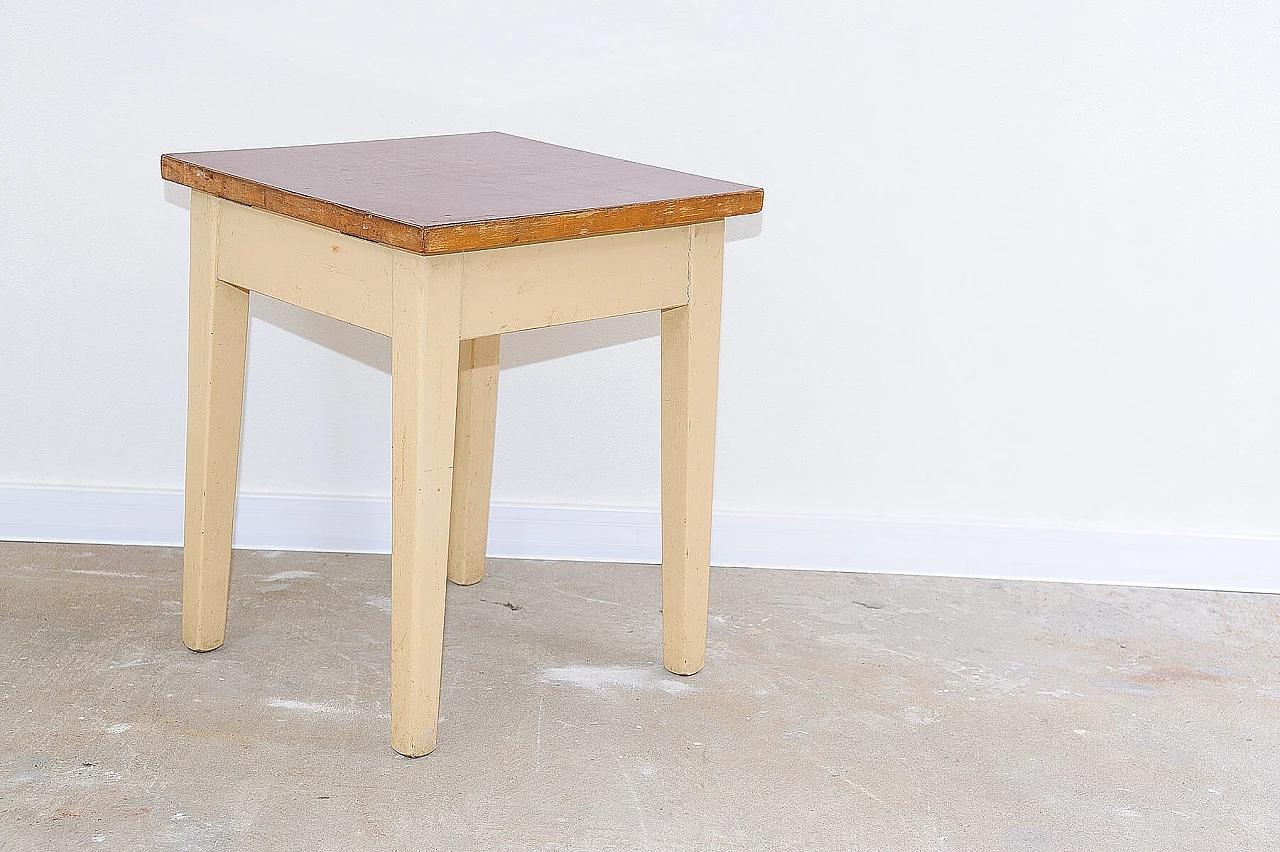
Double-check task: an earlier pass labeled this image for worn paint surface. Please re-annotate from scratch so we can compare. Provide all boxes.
[2,542,1280,850]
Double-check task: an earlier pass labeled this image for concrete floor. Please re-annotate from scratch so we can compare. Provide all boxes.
[2,543,1279,850]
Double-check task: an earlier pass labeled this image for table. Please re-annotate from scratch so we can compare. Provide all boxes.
[161,132,763,756]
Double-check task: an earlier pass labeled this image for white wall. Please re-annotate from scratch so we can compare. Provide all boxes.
[4,3,1280,555]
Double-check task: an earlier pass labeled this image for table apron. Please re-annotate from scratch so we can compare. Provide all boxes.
[210,194,696,340]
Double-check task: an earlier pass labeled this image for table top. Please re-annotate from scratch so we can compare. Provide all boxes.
[161,132,762,254]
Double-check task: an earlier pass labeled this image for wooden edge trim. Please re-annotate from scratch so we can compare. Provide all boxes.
[161,156,425,252]
[161,155,762,255]
[420,190,762,255]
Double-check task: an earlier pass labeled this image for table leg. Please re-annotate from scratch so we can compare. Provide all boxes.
[182,193,249,653]
[660,220,725,676]
[390,254,463,757]
[448,334,501,586]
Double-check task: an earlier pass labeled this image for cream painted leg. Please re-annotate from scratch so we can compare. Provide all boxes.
[389,253,463,757]
[660,220,725,675]
[182,192,249,653]
[448,335,501,586]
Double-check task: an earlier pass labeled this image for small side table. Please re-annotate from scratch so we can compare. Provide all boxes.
[161,132,763,756]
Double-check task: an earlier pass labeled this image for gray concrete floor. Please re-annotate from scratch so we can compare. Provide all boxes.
[2,542,1279,850]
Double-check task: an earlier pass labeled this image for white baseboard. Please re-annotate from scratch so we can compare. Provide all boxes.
[2,483,1279,593]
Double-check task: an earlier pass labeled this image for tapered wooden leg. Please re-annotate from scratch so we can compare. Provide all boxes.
[447,335,501,586]
[182,192,249,653]
[390,253,463,757]
[660,220,725,676]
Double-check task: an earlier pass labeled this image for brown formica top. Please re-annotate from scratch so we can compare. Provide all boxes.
[161,132,763,255]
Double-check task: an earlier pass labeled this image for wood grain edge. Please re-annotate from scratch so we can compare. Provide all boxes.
[161,156,426,252]
[161,155,763,255]
[420,189,763,254]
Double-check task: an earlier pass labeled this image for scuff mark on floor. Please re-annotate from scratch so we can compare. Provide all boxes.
[538,665,693,694]
[262,570,316,583]
[481,598,522,612]
[902,706,940,726]
[65,569,145,579]
[266,698,354,715]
